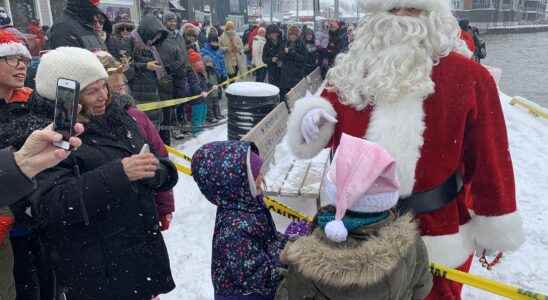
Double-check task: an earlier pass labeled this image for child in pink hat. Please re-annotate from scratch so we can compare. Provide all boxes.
[276,134,432,300]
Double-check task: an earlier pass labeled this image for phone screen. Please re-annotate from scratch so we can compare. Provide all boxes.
[53,79,79,149]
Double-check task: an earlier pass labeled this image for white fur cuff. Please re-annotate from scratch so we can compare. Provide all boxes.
[470,212,525,252]
[286,95,337,159]
[422,223,475,268]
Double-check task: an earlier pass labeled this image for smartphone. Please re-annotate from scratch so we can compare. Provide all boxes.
[139,144,150,155]
[53,79,80,150]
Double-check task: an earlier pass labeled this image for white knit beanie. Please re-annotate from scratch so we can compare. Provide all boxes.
[36,47,108,100]
[362,0,452,14]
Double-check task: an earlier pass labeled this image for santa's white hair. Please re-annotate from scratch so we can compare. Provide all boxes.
[327,9,471,110]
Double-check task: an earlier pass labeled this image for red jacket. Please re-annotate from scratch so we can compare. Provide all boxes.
[247,26,259,51]
[460,30,476,53]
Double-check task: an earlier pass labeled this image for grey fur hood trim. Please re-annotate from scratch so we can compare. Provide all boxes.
[284,214,419,288]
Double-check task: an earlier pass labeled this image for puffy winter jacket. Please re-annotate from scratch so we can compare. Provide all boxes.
[33,101,177,300]
[276,213,433,300]
[115,94,175,217]
[0,91,51,300]
[279,40,306,91]
[252,35,266,67]
[46,0,111,51]
[201,43,228,80]
[192,141,288,299]
[126,15,168,126]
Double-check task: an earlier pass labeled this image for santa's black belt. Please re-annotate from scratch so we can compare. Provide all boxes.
[397,173,463,214]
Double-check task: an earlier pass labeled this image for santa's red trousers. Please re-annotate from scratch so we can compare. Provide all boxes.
[425,256,473,300]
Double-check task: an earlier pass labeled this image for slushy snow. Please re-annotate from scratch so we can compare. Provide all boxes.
[162,93,548,299]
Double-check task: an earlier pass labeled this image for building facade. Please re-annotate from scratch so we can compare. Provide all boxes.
[452,0,547,28]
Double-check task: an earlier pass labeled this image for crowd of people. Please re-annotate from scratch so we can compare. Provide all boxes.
[0,0,517,299]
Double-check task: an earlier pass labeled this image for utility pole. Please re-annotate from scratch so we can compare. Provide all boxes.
[334,0,340,19]
[313,0,318,30]
[296,0,299,22]
[270,0,274,22]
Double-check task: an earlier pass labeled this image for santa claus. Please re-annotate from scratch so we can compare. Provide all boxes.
[286,0,525,299]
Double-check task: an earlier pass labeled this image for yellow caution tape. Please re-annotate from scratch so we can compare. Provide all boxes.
[510,97,548,120]
[165,145,193,162]
[430,263,548,300]
[137,64,267,112]
[264,196,314,223]
[168,145,547,298]
[173,162,192,176]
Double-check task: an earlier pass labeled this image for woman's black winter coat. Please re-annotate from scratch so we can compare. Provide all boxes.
[262,37,283,87]
[127,15,168,125]
[279,40,307,91]
[33,102,177,300]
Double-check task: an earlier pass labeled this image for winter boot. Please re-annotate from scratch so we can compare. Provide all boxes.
[206,100,218,124]
[213,102,224,120]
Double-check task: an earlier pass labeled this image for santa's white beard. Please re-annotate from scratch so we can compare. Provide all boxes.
[328,12,461,110]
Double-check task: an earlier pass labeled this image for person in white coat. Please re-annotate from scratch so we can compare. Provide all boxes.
[252,27,267,82]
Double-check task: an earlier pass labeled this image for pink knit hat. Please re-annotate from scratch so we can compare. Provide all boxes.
[324,134,400,242]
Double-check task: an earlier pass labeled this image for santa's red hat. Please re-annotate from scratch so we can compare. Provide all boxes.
[0,30,31,59]
[363,0,452,14]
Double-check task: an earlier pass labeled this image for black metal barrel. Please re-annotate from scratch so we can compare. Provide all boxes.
[225,82,280,140]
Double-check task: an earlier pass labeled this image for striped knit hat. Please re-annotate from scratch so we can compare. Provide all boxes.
[0,30,31,59]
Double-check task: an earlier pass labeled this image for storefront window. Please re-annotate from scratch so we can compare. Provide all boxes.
[229,0,240,14]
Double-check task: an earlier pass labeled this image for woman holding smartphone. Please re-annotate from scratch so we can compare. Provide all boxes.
[32,47,178,300]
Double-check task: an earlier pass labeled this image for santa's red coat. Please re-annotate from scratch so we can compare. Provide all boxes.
[287,52,524,269]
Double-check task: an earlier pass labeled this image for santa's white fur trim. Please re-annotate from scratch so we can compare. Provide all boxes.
[470,211,525,252]
[287,95,337,159]
[365,91,428,197]
[362,0,452,14]
[422,222,475,268]
[325,220,348,243]
[0,42,31,59]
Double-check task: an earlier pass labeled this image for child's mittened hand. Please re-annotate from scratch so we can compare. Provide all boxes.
[285,220,312,238]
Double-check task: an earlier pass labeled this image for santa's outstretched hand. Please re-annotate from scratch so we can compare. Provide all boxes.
[301,108,338,144]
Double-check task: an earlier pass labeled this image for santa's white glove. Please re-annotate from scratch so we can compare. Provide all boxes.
[301,108,337,144]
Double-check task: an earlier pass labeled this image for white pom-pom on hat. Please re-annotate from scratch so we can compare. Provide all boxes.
[325,220,348,243]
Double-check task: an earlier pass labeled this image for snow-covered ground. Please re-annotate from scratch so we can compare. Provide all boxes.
[162,93,548,299]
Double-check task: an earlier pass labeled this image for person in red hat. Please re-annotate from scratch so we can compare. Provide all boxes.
[286,1,524,299]
[46,0,111,51]
[187,49,209,136]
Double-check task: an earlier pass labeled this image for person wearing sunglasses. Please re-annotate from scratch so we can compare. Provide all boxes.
[108,13,135,63]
